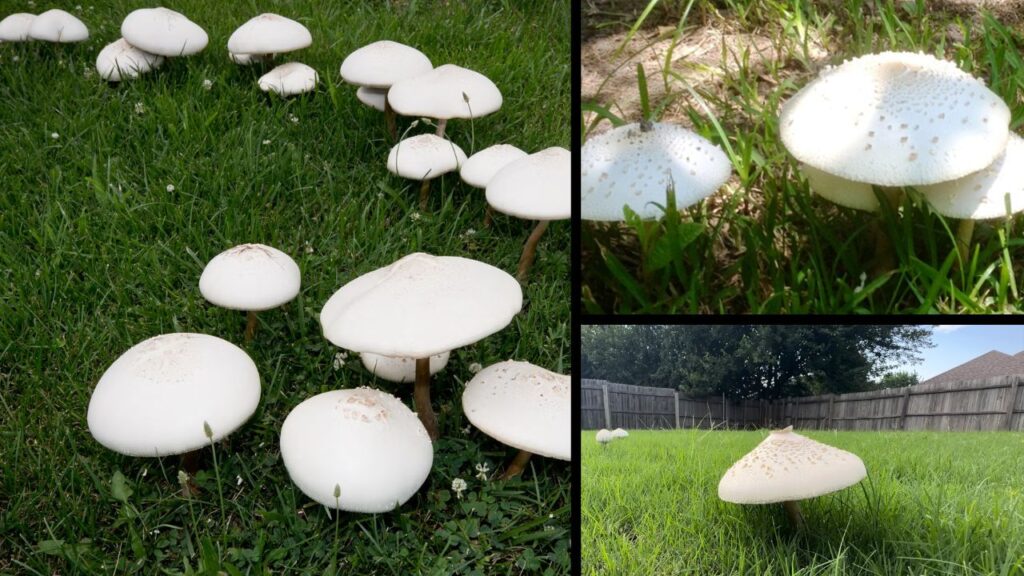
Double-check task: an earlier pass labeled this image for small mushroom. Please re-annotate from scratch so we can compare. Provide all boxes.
[27,9,88,43]
[462,360,569,479]
[388,64,502,139]
[360,351,450,383]
[340,40,433,140]
[227,13,311,66]
[386,134,467,210]
[486,147,570,279]
[280,387,432,512]
[581,121,732,221]
[596,429,613,446]
[718,426,867,527]
[0,13,36,42]
[319,252,522,440]
[611,428,629,439]
[96,38,164,82]
[258,62,318,97]
[199,243,301,343]
[460,144,527,227]
[121,8,208,58]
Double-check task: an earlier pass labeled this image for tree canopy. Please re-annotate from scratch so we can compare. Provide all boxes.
[581,325,932,400]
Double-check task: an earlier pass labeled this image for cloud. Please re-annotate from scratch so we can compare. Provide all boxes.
[932,325,967,334]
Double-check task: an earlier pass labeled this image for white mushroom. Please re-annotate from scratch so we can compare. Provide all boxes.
[280,387,432,512]
[199,244,301,342]
[596,429,614,446]
[460,144,528,189]
[611,428,629,439]
[258,62,318,97]
[27,9,87,42]
[486,147,571,279]
[581,122,732,221]
[0,13,36,42]
[340,40,433,139]
[386,134,467,209]
[319,252,522,440]
[388,64,502,138]
[360,351,450,384]
[718,426,867,526]
[96,38,164,82]
[227,13,311,64]
[121,8,208,57]
[355,86,387,112]
[462,360,570,478]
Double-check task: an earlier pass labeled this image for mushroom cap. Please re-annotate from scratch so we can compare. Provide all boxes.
[486,147,571,221]
[463,361,570,461]
[199,243,301,311]
[581,122,732,221]
[279,387,433,512]
[340,40,432,89]
[258,62,318,97]
[227,13,311,55]
[87,333,260,457]
[96,38,165,82]
[27,9,87,42]
[611,428,629,439]
[386,134,467,181]
[320,252,522,359]
[360,351,450,383]
[228,52,271,65]
[0,13,35,42]
[596,429,613,444]
[919,133,1024,219]
[356,86,387,112]
[460,144,528,189]
[121,8,208,56]
[800,164,878,212]
[388,64,502,120]
[780,51,1011,187]
[718,426,867,504]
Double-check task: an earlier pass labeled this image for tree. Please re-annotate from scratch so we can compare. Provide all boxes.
[878,370,919,389]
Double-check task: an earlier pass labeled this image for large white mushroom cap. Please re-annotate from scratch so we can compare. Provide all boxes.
[387,134,467,181]
[919,133,1024,219]
[718,426,867,504]
[360,351,450,383]
[581,122,732,221]
[596,429,614,444]
[320,252,522,359]
[258,62,318,97]
[388,64,502,120]
[227,13,311,55]
[279,387,433,512]
[96,38,164,82]
[460,144,528,189]
[121,8,208,57]
[356,86,387,111]
[27,9,87,42]
[0,13,36,42]
[487,147,571,221]
[87,333,261,456]
[611,428,629,439]
[800,164,878,212]
[199,243,301,312]
[780,51,1011,187]
[463,361,570,461]
[340,40,432,89]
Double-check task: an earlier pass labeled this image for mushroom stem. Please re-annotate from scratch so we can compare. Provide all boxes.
[782,500,804,528]
[419,180,431,211]
[517,220,550,280]
[499,449,533,479]
[435,118,448,138]
[180,450,201,496]
[483,206,493,228]
[869,187,901,275]
[244,310,258,343]
[956,218,975,267]
[414,357,439,441]
[384,97,397,142]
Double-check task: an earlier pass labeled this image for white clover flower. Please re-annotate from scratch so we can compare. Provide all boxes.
[475,462,490,481]
[262,139,271,145]
[50,132,59,140]
[468,362,482,374]
[304,241,313,254]
[202,79,213,91]
[332,352,346,371]
[134,102,146,115]
[409,212,421,222]
[451,478,467,499]
[166,184,175,193]
[465,228,476,236]
[288,113,299,124]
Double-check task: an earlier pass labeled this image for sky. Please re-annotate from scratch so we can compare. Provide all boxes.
[903,325,1024,381]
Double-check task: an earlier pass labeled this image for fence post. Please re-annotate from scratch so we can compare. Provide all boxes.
[602,384,612,429]
[899,386,912,430]
[1005,378,1020,431]
[674,391,680,429]
[723,393,728,429]
[827,395,835,430]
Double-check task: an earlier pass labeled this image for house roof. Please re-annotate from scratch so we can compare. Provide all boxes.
[923,350,1024,384]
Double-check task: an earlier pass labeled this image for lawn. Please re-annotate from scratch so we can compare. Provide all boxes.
[581,0,1024,313]
[0,1,570,573]
[582,429,1024,575]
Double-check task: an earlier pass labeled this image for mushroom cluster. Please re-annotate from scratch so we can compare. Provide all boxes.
[780,51,1021,265]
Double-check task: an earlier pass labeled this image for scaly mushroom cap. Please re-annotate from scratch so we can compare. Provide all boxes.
[279,387,433,512]
[360,351,450,383]
[356,86,387,111]
[320,252,522,359]
[388,64,502,120]
[87,333,261,456]
[0,13,36,42]
[96,38,164,82]
[718,426,867,504]
[199,243,301,311]
[581,122,732,221]
[596,429,614,444]
[27,9,88,42]
[611,428,629,439]
[462,361,570,461]
[340,40,432,89]
[386,134,467,181]
[460,144,528,189]
[486,147,571,221]
[919,133,1024,219]
[780,51,1010,187]
[121,8,208,56]
[227,13,311,55]
[258,62,318,97]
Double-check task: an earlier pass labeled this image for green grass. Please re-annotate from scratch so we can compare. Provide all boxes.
[581,0,1024,313]
[0,1,570,573]
[582,429,1024,575]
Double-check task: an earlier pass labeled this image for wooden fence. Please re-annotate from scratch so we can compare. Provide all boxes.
[580,376,1024,432]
